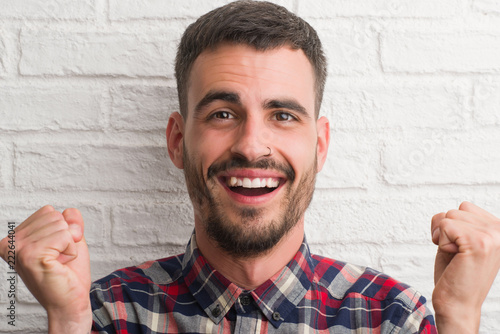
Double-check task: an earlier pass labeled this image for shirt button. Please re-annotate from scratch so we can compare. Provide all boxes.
[211,305,221,317]
[240,295,251,306]
[272,311,281,321]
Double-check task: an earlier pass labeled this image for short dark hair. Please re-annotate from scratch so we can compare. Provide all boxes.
[175,0,327,119]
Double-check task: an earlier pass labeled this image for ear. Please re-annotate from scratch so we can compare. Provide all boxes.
[315,116,330,173]
[166,112,185,169]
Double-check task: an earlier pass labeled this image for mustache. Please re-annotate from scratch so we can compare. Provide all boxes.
[207,156,295,182]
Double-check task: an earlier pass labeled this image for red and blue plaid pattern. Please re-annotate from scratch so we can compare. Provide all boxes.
[91,234,436,333]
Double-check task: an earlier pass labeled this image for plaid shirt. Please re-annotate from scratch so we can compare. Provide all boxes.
[90,234,436,333]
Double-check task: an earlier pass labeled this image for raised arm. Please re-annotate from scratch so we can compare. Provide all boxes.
[431,201,500,333]
[0,206,93,333]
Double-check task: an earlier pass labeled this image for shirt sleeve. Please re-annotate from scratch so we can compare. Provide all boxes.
[397,290,437,334]
[90,281,117,333]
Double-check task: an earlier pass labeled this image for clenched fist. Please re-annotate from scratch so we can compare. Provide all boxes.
[0,206,92,333]
[432,202,500,333]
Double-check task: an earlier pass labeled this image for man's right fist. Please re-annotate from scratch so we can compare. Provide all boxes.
[0,206,92,333]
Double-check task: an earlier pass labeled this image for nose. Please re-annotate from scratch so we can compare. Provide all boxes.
[230,116,272,161]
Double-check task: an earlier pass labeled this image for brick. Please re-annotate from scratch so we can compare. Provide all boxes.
[305,197,456,245]
[474,0,500,14]
[110,0,230,20]
[481,297,500,331]
[0,304,46,332]
[0,0,96,19]
[111,85,177,130]
[382,130,500,185]
[109,0,294,20]
[316,25,378,75]
[77,206,106,246]
[298,0,462,18]
[14,144,186,192]
[0,270,14,303]
[474,77,500,125]
[0,85,103,130]
[0,34,5,76]
[322,79,466,130]
[19,30,176,77]
[0,213,21,232]
[0,143,8,189]
[316,132,375,189]
[111,203,193,246]
[381,32,500,73]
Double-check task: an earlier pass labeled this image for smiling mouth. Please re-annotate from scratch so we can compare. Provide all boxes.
[222,176,281,196]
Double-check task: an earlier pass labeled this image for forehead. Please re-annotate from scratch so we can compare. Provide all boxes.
[186,43,315,114]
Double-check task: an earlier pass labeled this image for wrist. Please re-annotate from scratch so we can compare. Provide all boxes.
[435,309,480,334]
[47,303,92,334]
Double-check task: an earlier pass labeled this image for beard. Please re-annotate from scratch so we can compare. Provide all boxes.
[183,145,317,258]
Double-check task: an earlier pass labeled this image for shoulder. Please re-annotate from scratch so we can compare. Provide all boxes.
[312,254,420,304]
[313,255,430,317]
[90,253,185,297]
[90,253,189,330]
[310,254,436,332]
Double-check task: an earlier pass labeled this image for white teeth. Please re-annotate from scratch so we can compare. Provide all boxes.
[243,178,252,188]
[267,178,279,188]
[227,177,279,188]
[230,177,237,187]
[251,178,261,188]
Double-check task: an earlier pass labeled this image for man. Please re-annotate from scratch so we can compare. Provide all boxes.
[1,1,500,333]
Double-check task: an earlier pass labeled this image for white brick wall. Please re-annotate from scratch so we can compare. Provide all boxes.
[297,0,463,18]
[19,30,176,77]
[1,0,500,332]
[381,32,500,73]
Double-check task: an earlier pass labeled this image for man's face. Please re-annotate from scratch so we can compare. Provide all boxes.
[176,43,328,257]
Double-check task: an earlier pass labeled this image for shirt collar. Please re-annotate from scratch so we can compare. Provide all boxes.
[182,232,315,328]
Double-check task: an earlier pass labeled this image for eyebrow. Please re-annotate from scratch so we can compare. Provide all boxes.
[194,90,241,114]
[263,99,310,119]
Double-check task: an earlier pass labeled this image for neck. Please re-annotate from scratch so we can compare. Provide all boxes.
[194,220,304,290]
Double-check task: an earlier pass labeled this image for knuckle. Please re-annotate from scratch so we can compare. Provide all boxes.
[458,201,472,211]
[41,204,55,212]
[47,210,64,221]
[439,217,453,229]
[445,209,460,219]
[431,213,445,230]
[476,234,495,255]
[51,219,69,232]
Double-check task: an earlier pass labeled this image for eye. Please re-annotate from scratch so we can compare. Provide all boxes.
[273,112,296,122]
[210,111,235,120]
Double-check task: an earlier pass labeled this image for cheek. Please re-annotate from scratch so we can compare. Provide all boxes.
[275,128,317,156]
[189,132,232,170]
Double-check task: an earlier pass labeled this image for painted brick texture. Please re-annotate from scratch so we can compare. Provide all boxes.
[0,0,96,19]
[381,32,500,73]
[0,85,103,130]
[19,30,177,77]
[0,34,6,76]
[1,1,499,333]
